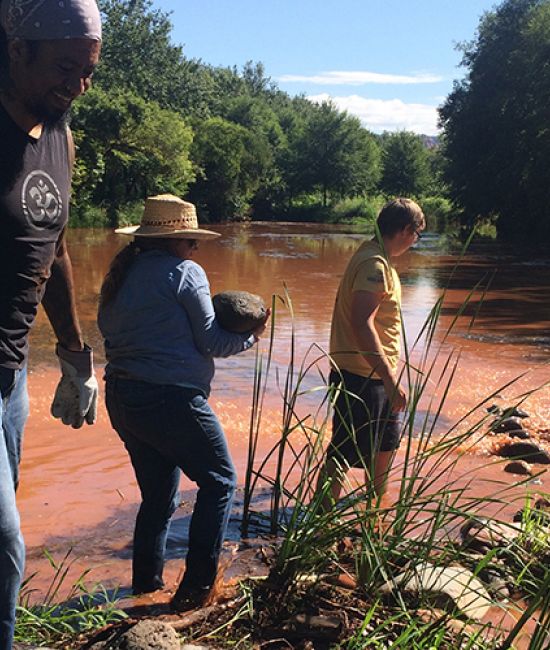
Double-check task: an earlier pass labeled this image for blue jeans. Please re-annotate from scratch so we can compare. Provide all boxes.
[0,366,28,650]
[105,377,237,594]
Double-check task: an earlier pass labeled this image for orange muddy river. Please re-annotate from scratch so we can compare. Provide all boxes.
[19,223,549,609]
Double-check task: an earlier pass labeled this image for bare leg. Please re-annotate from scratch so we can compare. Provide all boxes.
[359,451,395,535]
[316,458,346,512]
[373,450,395,497]
[363,451,395,498]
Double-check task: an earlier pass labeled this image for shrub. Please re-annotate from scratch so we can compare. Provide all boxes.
[420,195,456,232]
[329,195,385,225]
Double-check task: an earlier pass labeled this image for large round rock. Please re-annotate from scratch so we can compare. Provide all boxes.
[89,620,179,650]
[213,291,267,333]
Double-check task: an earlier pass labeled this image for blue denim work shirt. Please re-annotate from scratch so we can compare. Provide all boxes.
[98,250,254,396]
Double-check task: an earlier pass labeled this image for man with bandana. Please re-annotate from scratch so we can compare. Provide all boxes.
[0,1,101,646]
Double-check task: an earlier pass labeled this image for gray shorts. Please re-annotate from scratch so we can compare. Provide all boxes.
[327,369,403,469]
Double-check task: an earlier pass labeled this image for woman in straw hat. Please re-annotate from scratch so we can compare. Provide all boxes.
[98,194,268,611]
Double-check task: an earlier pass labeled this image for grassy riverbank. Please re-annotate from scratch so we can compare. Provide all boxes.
[15,551,125,647]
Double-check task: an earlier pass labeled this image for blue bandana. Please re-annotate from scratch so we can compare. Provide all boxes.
[0,0,102,41]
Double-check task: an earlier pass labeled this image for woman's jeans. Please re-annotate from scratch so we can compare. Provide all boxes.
[105,377,237,594]
[0,366,28,650]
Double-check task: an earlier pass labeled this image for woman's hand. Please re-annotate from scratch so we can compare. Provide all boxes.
[252,308,271,341]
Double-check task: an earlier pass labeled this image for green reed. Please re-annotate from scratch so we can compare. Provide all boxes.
[241,292,277,537]
[15,549,126,646]
[240,246,550,647]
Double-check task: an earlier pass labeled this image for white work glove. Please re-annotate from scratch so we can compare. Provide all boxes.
[51,343,99,428]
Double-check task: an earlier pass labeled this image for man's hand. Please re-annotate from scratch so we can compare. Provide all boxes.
[350,291,407,413]
[383,377,407,413]
[51,344,98,428]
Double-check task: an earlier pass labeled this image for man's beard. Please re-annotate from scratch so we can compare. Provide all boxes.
[26,96,70,127]
[23,89,71,126]
[44,109,70,127]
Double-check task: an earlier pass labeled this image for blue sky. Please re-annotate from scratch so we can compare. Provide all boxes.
[155,0,498,135]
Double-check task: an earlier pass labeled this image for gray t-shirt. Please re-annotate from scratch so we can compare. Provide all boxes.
[0,105,70,368]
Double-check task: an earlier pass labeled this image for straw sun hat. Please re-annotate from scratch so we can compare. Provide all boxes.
[115,194,220,240]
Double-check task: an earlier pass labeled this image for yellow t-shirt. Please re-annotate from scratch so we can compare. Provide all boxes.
[329,239,401,378]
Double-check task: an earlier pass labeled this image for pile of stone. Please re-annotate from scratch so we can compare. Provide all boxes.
[486,404,550,472]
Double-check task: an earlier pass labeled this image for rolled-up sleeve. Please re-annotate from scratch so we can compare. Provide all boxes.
[173,262,254,358]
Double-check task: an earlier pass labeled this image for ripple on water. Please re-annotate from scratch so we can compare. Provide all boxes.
[259,250,317,259]
[462,332,550,346]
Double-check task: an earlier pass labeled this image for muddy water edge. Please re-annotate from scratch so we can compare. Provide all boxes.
[20,223,550,600]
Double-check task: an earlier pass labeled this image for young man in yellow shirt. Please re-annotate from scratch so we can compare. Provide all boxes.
[320,198,425,505]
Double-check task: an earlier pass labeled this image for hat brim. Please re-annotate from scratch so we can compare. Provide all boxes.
[114,225,221,240]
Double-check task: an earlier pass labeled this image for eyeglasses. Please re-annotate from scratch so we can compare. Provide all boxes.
[413,228,423,240]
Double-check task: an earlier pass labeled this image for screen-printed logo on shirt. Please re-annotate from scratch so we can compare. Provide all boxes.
[21,170,62,228]
[367,267,385,286]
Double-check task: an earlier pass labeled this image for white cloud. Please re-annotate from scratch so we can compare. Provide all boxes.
[279,70,442,85]
[307,93,440,135]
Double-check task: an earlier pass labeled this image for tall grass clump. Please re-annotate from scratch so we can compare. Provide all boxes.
[238,247,550,647]
[329,195,385,225]
[15,550,126,646]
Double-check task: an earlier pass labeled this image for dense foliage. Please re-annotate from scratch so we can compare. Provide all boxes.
[70,0,440,226]
[68,0,550,238]
[440,0,550,242]
[72,87,194,226]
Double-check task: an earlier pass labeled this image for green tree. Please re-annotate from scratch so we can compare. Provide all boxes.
[188,117,270,221]
[241,61,276,96]
[223,95,287,215]
[71,87,194,225]
[96,0,215,118]
[379,131,431,197]
[225,95,284,148]
[440,0,550,241]
[286,101,380,206]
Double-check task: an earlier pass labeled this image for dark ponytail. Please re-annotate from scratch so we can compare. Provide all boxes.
[99,241,141,307]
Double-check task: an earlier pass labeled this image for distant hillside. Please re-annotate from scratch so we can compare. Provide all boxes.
[420,134,440,149]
